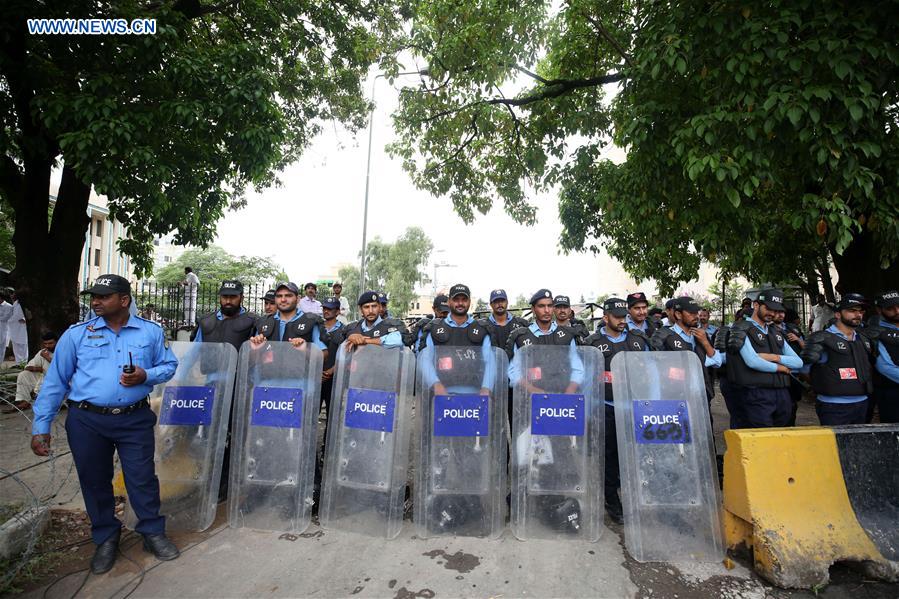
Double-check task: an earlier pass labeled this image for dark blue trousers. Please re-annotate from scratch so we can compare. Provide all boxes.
[719,378,746,429]
[741,387,792,428]
[65,405,165,544]
[874,386,899,423]
[603,404,620,504]
[816,399,869,426]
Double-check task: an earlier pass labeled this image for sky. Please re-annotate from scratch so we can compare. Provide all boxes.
[210,75,709,305]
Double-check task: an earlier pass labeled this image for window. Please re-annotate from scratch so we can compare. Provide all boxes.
[94,219,103,237]
[163,256,172,263]
[94,248,101,266]
[153,239,160,246]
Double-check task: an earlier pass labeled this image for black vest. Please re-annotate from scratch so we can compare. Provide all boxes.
[256,312,320,343]
[810,331,874,396]
[727,320,789,389]
[559,319,589,344]
[585,329,648,402]
[196,311,255,373]
[511,326,575,392]
[484,316,528,351]
[427,318,488,388]
[322,321,345,371]
[653,327,715,400]
[872,324,899,389]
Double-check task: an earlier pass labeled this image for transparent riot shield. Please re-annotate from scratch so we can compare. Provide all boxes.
[510,344,604,541]
[228,341,323,533]
[611,351,724,562]
[124,341,238,532]
[319,344,414,538]
[414,345,508,538]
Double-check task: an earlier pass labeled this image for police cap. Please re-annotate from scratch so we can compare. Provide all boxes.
[836,293,866,311]
[489,289,508,303]
[321,296,341,309]
[357,290,380,306]
[626,292,648,308]
[530,289,553,305]
[876,290,899,308]
[449,284,471,299]
[218,280,243,296]
[553,295,571,307]
[263,289,276,302]
[275,281,300,295]
[603,297,628,317]
[756,289,785,311]
[433,294,449,310]
[377,292,388,305]
[81,274,130,296]
[673,297,701,313]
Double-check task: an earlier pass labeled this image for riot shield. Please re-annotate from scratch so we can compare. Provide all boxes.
[228,340,323,533]
[414,345,508,538]
[319,344,414,538]
[124,341,238,532]
[510,344,604,541]
[611,351,724,562]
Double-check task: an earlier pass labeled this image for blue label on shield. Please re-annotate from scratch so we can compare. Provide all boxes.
[433,394,489,437]
[531,393,585,436]
[344,388,395,432]
[159,386,215,426]
[633,399,691,444]
[251,387,304,429]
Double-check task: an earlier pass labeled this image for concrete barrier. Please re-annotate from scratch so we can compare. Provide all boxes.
[723,425,898,588]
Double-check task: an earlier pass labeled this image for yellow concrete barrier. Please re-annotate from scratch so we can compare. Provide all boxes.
[723,426,898,589]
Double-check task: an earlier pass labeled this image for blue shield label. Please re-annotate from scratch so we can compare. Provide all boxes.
[633,399,691,444]
[531,393,585,436]
[433,394,489,437]
[251,387,304,429]
[344,388,396,433]
[159,386,215,426]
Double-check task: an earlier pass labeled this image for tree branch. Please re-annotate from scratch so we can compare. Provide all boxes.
[583,14,635,68]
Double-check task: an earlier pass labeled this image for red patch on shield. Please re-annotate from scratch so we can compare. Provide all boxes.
[839,368,858,380]
[668,367,686,381]
[528,367,543,381]
[603,371,613,384]
[438,357,453,371]
[263,350,274,364]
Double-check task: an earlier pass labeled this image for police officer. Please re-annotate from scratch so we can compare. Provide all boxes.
[650,297,722,403]
[507,289,585,534]
[775,308,806,426]
[378,292,390,318]
[320,296,346,410]
[193,280,255,349]
[869,291,899,423]
[698,308,718,340]
[584,297,649,524]
[373,291,415,347]
[625,292,656,335]
[341,291,405,349]
[412,294,449,352]
[251,282,328,354]
[723,289,803,428]
[801,294,876,426]
[261,289,276,317]
[31,275,179,574]
[482,289,528,350]
[553,295,589,343]
[419,284,495,396]
[662,298,677,327]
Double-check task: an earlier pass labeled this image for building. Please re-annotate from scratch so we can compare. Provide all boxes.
[48,194,135,289]
[152,233,188,273]
[408,293,435,318]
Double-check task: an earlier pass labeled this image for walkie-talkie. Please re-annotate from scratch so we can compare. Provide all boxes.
[123,352,135,374]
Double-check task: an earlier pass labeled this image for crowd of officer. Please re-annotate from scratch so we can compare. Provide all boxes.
[28,273,899,572]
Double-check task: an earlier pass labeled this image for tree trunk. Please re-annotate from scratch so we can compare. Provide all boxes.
[11,164,90,355]
[830,228,899,308]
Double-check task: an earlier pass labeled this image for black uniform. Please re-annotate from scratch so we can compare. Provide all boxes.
[869,321,899,423]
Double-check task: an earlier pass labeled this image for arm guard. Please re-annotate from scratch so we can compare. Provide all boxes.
[649,327,672,351]
[800,331,828,365]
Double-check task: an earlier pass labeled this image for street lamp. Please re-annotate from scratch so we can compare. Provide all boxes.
[359,69,429,296]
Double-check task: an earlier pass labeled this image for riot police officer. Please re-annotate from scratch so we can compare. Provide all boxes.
[625,291,656,335]
[870,291,899,423]
[584,297,650,524]
[251,282,328,354]
[775,308,806,426]
[320,296,346,410]
[801,294,876,425]
[650,297,722,402]
[261,289,277,317]
[193,280,255,349]
[419,284,495,396]
[553,295,589,343]
[31,275,179,574]
[722,289,803,428]
[411,294,449,352]
[341,291,405,349]
[482,289,528,350]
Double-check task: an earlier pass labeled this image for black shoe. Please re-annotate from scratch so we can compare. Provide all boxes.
[605,500,624,525]
[142,533,180,561]
[90,529,121,574]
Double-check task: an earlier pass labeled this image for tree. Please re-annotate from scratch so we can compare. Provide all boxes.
[1,0,401,351]
[154,246,283,286]
[389,1,898,300]
[360,227,433,318]
[707,279,746,324]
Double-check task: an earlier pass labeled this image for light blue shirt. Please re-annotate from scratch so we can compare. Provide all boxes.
[739,319,803,373]
[625,315,649,333]
[807,324,868,404]
[419,315,496,390]
[273,310,327,350]
[875,320,899,384]
[703,324,719,338]
[670,324,723,368]
[33,315,178,435]
[508,322,585,387]
[361,316,402,348]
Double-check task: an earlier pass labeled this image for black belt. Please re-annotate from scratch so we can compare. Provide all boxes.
[67,397,149,415]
